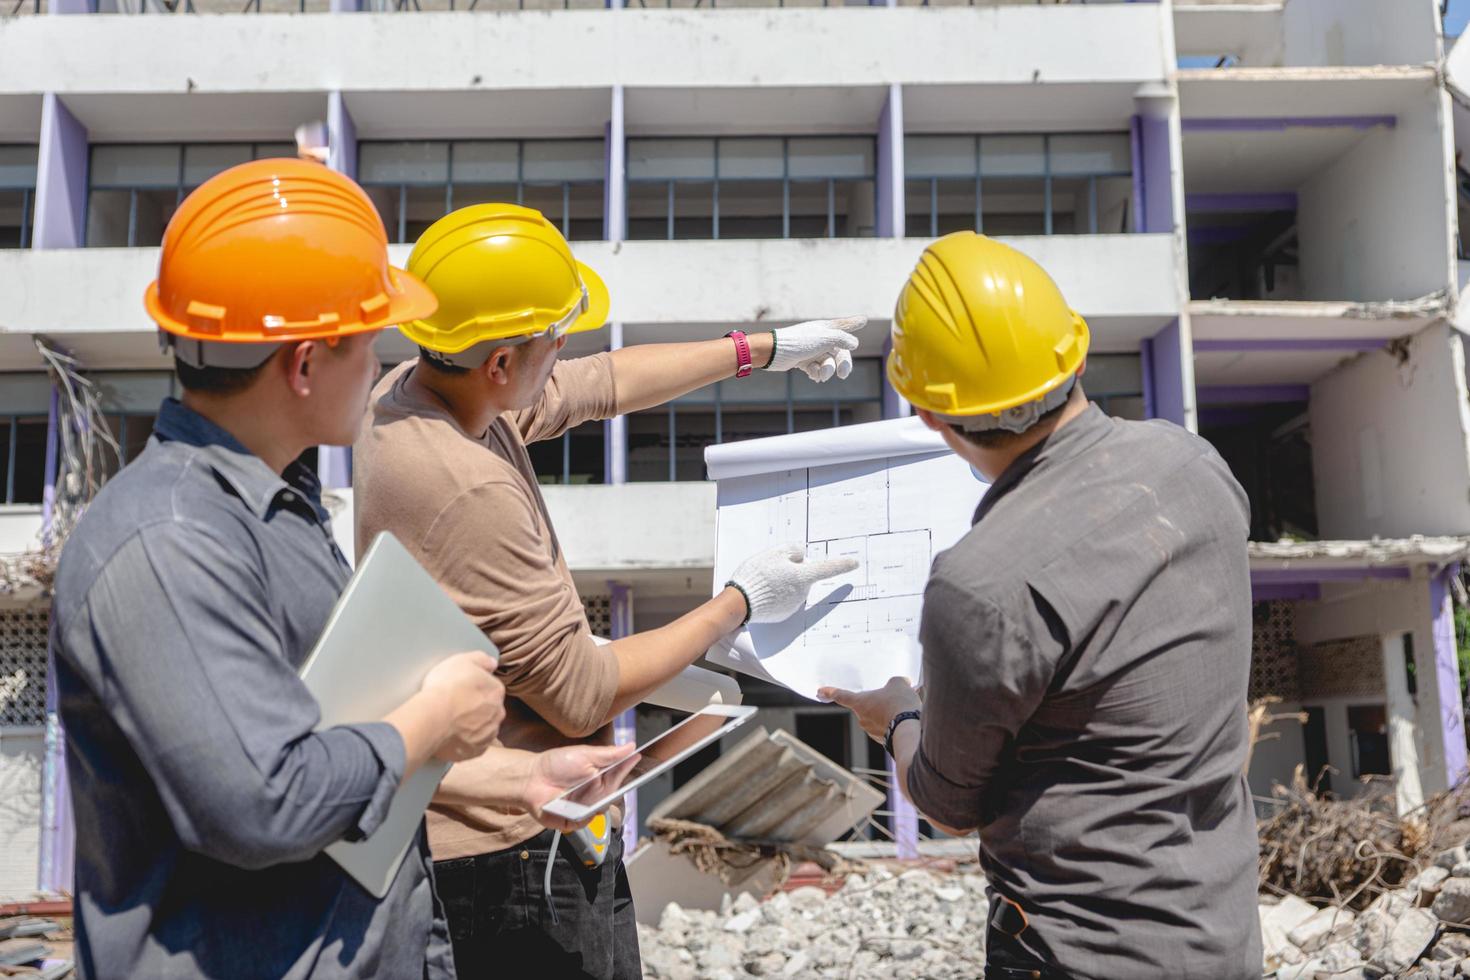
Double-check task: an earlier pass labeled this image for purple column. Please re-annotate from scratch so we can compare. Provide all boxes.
[880,335,909,419]
[608,582,637,850]
[605,323,627,484]
[875,84,904,239]
[50,0,94,12]
[330,0,361,10]
[39,386,74,893]
[1144,319,1185,426]
[603,87,627,484]
[888,759,919,859]
[318,92,359,488]
[33,94,88,250]
[1431,566,1468,788]
[1131,109,1174,234]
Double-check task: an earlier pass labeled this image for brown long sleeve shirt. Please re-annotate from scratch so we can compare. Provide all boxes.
[354,355,621,859]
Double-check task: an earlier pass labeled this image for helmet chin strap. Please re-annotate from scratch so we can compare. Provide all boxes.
[940,374,1078,435]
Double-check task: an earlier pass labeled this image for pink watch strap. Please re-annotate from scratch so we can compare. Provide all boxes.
[727,330,753,378]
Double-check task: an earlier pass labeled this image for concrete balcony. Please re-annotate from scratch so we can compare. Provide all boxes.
[0,233,1181,369]
[0,5,1169,140]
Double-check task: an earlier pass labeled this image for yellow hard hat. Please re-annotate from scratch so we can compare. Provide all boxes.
[887,231,1089,420]
[400,203,610,357]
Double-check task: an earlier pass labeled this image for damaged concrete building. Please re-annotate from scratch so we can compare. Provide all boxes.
[1,0,1470,898]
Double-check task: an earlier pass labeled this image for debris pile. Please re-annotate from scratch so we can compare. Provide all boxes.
[0,912,72,979]
[638,866,989,980]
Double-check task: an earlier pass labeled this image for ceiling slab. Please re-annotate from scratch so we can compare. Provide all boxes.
[625,86,888,137]
[1177,67,1437,120]
[1182,126,1372,193]
[62,92,328,142]
[345,88,612,141]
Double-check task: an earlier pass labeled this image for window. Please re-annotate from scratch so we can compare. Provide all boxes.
[358,140,606,245]
[1084,353,1146,421]
[1347,704,1391,779]
[0,146,38,249]
[86,142,295,247]
[627,358,884,482]
[904,133,1132,237]
[626,137,876,241]
[526,420,607,486]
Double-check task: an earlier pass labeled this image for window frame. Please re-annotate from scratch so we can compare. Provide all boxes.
[905,131,1133,238]
[624,134,877,242]
[356,138,608,244]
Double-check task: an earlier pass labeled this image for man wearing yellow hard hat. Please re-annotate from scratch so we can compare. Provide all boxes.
[51,160,638,979]
[821,232,1261,979]
[352,203,862,978]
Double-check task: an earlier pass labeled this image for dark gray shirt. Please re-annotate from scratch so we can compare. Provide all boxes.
[52,399,454,980]
[908,405,1261,980]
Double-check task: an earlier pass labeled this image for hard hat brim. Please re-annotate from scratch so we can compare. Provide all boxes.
[567,260,611,335]
[145,264,438,344]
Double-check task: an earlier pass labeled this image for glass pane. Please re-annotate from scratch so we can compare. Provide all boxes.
[718,409,792,444]
[567,182,605,241]
[253,142,297,160]
[522,183,570,234]
[358,142,449,185]
[183,144,252,187]
[86,189,132,246]
[712,369,789,404]
[905,178,937,238]
[522,140,604,183]
[627,139,716,181]
[1095,175,1132,234]
[90,145,180,189]
[1049,133,1131,176]
[92,372,173,413]
[403,184,448,242]
[904,135,976,178]
[790,356,882,401]
[1049,176,1089,235]
[980,135,1045,177]
[0,420,8,503]
[671,181,714,239]
[627,411,672,482]
[525,421,605,485]
[130,189,176,247]
[363,185,402,243]
[451,141,519,184]
[12,417,49,505]
[787,180,831,238]
[625,181,672,241]
[718,139,783,179]
[714,179,784,239]
[979,176,1046,235]
[0,189,29,248]
[787,138,873,179]
[0,146,38,189]
[1084,353,1143,398]
[837,179,876,237]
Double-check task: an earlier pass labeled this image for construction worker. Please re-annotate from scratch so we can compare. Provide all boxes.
[820,233,1262,980]
[353,203,861,979]
[51,161,636,980]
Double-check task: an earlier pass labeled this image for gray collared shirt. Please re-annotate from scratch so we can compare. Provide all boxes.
[52,398,454,980]
[908,405,1262,980]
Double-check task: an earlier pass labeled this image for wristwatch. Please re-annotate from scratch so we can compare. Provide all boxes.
[884,709,921,758]
[726,330,753,378]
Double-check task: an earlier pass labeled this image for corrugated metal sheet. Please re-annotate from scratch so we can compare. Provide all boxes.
[648,726,884,886]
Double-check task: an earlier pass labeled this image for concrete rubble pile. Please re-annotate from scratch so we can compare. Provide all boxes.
[0,913,72,979]
[638,867,990,980]
[1259,843,1470,980]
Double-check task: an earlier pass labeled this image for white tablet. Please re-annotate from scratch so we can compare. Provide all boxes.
[541,703,758,823]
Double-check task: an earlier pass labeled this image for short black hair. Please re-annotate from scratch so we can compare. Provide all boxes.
[949,396,1069,450]
[174,358,270,395]
[417,346,471,375]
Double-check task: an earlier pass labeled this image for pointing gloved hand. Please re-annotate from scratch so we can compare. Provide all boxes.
[727,544,860,624]
[765,316,867,382]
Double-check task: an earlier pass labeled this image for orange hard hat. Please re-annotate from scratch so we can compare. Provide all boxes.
[144,157,436,366]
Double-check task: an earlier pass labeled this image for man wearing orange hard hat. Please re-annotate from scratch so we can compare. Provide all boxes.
[51,158,634,979]
[821,232,1261,979]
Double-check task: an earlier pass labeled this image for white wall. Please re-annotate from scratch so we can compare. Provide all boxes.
[1247,701,1309,803]
[1295,575,1456,797]
[0,8,1168,103]
[1296,90,1455,303]
[1309,322,1470,539]
[0,508,42,558]
[0,235,1181,364]
[0,730,42,900]
[1281,0,1440,68]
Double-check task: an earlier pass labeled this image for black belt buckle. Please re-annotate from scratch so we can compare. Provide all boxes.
[989,895,1029,939]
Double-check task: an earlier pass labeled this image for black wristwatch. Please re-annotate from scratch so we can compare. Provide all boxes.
[884,709,922,758]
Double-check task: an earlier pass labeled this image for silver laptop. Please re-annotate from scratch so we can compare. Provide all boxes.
[298,531,499,898]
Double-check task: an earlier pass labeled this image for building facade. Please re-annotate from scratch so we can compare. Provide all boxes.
[0,0,1467,896]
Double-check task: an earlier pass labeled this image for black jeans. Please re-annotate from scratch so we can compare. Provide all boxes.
[433,829,641,980]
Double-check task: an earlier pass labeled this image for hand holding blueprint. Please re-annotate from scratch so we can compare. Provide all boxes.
[706,416,990,700]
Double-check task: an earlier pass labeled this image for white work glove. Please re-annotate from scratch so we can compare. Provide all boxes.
[764,316,867,383]
[727,545,860,625]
